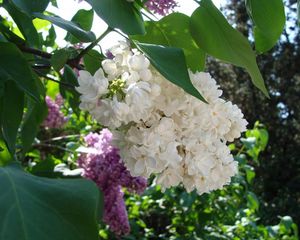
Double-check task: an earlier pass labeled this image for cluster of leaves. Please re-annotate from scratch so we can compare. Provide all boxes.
[0,0,298,239]
[206,0,300,226]
[99,123,298,240]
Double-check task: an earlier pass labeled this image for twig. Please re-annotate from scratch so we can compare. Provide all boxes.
[19,45,52,59]
[42,134,82,143]
[113,29,129,40]
[18,44,82,69]
[34,69,75,89]
[75,27,111,61]
[33,143,75,153]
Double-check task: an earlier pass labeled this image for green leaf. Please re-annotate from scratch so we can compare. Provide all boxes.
[51,49,71,72]
[0,16,25,45]
[244,164,255,184]
[11,0,49,15]
[246,0,285,53]
[83,49,103,75]
[0,163,102,240]
[33,13,96,43]
[50,0,58,7]
[86,0,145,35]
[65,9,94,44]
[0,139,12,166]
[4,2,40,48]
[132,13,205,72]
[0,42,40,101]
[60,65,80,115]
[20,98,47,155]
[280,216,293,232]
[190,0,269,97]
[44,25,56,47]
[1,81,24,155]
[247,191,259,211]
[135,42,206,102]
[33,18,50,31]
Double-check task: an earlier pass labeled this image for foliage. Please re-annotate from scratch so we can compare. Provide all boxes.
[206,0,300,226]
[0,0,298,238]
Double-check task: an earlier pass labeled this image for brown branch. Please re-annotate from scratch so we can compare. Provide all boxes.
[17,27,112,72]
[18,44,83,69]
[75,27,111,61]
[19,45,52,59]
[33,69,75,89]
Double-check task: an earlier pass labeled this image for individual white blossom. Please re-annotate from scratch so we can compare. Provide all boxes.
[76,41,248,195]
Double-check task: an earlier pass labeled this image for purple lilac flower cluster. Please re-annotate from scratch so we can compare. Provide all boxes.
[42,95,67,129]
[145,0,178,16]
[78,129,147,235]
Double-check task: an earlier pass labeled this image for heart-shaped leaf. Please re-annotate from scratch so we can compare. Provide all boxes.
[190,0,269,97]
[246,0,285,53]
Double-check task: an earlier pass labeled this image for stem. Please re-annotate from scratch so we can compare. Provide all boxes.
[43,134,82,143]
[33,143,75,153]
[237,145,245,156]
[113,29,129,40]
[141,10,158,21]
[34,69,75,89]
[76,27,111,60]
[19,45,52,59]
[18,45,83,69]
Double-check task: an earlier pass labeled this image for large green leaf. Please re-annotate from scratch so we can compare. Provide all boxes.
[0,163,102,240]
[4,2,40,48]
[190,0,269,97]
[33,13,96,43]
[86,0,145,35]
[65,9,94,44]
[246,0,285,53]
[1,81,24,155]
[132,13,205,72]
[11,0,49,15]
[0,42,40,101]
[136,42,206,102]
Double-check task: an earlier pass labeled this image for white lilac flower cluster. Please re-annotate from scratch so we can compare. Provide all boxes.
[76,42,248,195]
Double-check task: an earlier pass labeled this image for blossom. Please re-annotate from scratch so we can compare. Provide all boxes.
[77,129,147,235]
[76,42,248,195]
[145,0,178,16]
[42,95,67,129]
[77,42,161,128]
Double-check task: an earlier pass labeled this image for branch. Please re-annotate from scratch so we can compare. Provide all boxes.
[33,143,75,153]
[42,134,82,143]
[19,45,52,59]
[17,27,111,71]
[18,44,83,69]
[75,27,111,60]
[34,69,75,89]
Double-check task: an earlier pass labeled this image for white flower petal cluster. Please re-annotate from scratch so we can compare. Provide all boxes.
[76,42,248,195]
[77,42,160,128]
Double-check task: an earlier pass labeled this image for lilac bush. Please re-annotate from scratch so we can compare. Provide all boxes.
[42,95,67,129]
[78,129,147,235]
